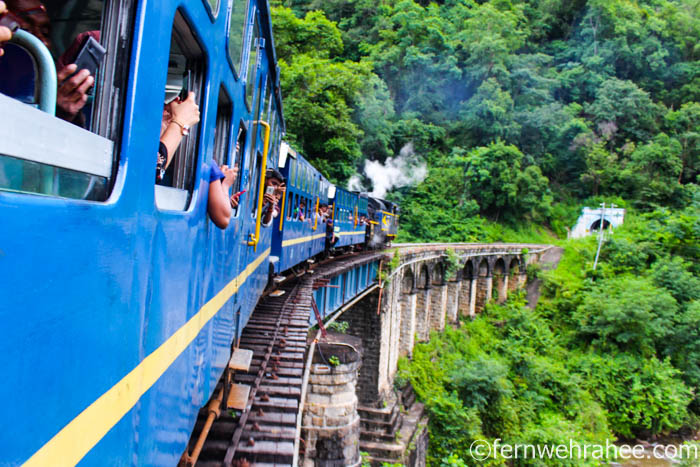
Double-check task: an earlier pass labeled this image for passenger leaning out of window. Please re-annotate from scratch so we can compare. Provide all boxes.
[3,1,96,125]
[156,92,200,183]
[261,169,285,228]
[208,162,238,229]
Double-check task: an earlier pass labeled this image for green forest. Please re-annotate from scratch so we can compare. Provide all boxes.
[270,0,700,464]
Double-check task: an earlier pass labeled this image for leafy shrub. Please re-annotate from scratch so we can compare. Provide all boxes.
[572,352,692,438]
[573,276,678,356]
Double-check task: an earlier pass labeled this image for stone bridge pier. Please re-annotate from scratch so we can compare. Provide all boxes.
[301,243,551,466]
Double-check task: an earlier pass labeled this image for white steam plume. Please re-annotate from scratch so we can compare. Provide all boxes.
[362,143,427,198]
[347,174,364,191]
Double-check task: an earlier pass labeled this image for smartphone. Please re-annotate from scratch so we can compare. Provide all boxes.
[66,35,106,84]
[265,186,275,196]
[233,190,246,197]
[179,70,191,101]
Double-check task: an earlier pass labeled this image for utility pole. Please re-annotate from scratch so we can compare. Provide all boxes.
[593,202,616,270]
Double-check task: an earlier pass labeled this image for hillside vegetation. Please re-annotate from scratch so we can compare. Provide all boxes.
[271,0,699,464]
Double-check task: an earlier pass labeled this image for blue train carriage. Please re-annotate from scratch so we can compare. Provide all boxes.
[0,0,284,465]
[330,186,366,249]
[270,141,330,274]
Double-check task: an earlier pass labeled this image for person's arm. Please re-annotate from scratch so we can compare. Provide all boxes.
[261,193,277,226]
[161,92,201,168]
[208,164,237,229]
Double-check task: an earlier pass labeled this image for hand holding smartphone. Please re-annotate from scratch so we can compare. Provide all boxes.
[66,35,106,83]
[179,70,191,101]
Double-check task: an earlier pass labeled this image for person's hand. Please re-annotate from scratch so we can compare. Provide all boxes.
[230,193,240,209]
[221,164,238,189]
[170,92,200,128]
[263,193,276,206]
[0,2,11,57]
[56,64,94,119]
[275,183,286,198]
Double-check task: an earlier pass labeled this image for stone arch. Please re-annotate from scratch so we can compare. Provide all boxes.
[494,258,506,275]
[478,258,490,277]
[401,268,415,295]
[416,263,432,341]
[508,257,521,292]
[463,260,475,280]
[459,260,476,317]
[418,264,430,289]
[399,267,418,358]
[493,257,507,303]
[432,262,445,286]
[475,258,492,313]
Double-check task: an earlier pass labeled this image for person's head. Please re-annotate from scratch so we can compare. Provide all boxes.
[7,0,50,47]
[300,200,306,208]
[265,169,285,189]
[319,203,328,213]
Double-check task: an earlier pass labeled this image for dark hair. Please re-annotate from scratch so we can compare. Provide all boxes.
[266,168,285,183]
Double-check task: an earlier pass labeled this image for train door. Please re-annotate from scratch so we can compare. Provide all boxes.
[239,6,273,307]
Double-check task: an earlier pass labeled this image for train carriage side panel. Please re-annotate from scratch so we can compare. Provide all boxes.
[0,0,284,465]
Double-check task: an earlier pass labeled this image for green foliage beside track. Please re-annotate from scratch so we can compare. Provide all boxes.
[398,199,699,465]
[270,1,700,464]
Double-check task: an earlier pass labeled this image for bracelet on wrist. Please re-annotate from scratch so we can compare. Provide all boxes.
[170,119,190,136]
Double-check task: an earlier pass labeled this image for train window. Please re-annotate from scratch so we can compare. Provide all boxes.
[290,158,296,188]
[227,0,248,77]
[268,111,276,162]
[0,0,135,201]
[244,15,261,111]
[231,122,246,216]
[249,150,262,216]
[213,87,232,166]
[204,0,220,18]
[246,75,264,216]
[155,11,206,211]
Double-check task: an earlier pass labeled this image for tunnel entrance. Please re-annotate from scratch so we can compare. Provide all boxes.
[589,219,611,231]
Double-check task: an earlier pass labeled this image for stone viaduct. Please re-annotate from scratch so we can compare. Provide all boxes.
[299,243,553,467]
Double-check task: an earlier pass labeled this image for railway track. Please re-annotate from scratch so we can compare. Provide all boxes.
[183,250,387,467]
[183,277,310,467]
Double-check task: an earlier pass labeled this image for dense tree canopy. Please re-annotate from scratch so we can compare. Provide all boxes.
[270,2,700,464]
[273,0,699,224]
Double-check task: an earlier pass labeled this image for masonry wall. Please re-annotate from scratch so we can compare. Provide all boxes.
[334,291,383,404]
[302,344,361,467]
[399,292,417,358]
[446,279,460,324]
[429,284,448,331]
[475,276,492,313]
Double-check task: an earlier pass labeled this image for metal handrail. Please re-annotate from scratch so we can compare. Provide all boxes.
[9,29,57,115]
[247,121,271,251]
[312,196,319,231]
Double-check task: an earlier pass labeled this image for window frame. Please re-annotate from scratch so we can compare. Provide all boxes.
[203,0,221,20]
[226,0,250,79]
[154,9,208,212]
[0,0,137,202]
